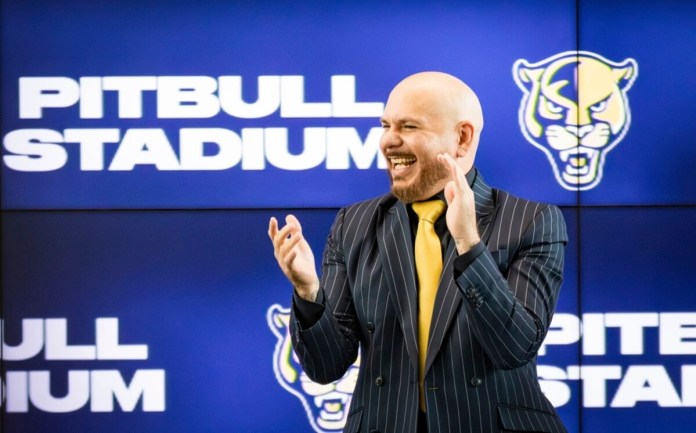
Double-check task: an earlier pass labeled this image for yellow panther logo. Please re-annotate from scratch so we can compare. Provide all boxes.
[267,304,360,433]
[513,51,638,190]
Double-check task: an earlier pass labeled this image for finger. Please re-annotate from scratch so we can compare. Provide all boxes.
[276,214,303,248]
[268,217,278,240]
[279,228,303,258]
[272,220,297,251]
[437,152,455,169]
[283,248,298,268]
[444,180,456,204]
[285,214,302,233]
[438,153,465,192]
[438,153,459,182]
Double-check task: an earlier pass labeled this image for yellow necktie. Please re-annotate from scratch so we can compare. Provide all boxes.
[412,199,446,411]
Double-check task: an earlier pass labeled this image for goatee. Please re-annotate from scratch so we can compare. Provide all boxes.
[388,158,449,203]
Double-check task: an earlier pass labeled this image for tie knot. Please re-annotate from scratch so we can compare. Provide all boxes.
[412,200,446,223]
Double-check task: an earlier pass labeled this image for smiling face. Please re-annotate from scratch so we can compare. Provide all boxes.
[380,76,466,203]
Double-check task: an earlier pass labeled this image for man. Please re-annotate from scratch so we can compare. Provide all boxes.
[269,72,568,433]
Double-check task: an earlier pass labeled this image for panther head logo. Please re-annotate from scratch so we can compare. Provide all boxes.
[267,304,360,433]
[513,51,638,190]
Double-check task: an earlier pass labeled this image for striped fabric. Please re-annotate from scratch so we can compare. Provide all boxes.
[290,171,568,433]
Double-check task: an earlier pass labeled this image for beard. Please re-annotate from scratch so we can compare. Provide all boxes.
[388,154,450,203]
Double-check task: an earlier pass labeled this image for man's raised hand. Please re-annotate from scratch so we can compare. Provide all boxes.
[268,214,320,301]
[438,153,481,254]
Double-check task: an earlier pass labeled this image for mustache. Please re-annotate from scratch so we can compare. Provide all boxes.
[384,152,415,159]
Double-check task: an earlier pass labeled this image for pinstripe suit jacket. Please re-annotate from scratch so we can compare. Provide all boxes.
[290,171,568,433]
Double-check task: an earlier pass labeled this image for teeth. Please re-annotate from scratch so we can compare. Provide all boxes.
[390,157,416,168]
[314,392,348,407]
[570,157,587,167]
[565,165,590,176]
[324,403,342,413]
[560,148,596,163]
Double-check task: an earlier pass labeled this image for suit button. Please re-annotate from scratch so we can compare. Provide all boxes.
[470,376,482,387]
[466,287,476,296]
[366,322,375,332]
[375,376,384,386]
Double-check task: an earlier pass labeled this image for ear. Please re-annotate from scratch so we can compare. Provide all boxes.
[268,304,290,333]
[513,59,543,92]
[455,122,475,158]
[613,58,638,91]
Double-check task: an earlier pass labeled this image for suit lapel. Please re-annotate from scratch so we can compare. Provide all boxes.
[377,198,420,376]
[425,171,499,374]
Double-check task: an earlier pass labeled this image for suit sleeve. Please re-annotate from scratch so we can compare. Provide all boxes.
[455,204,567,369]
[289,207,361,384]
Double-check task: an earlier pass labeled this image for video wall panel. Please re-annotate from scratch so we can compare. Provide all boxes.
[1,210,337,432]
[578,207,696,432]
[577,0,696,205]
[1,0,579,209]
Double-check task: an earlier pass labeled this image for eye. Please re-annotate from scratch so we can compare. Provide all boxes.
[590,100,608,113]
[545,99,563,114]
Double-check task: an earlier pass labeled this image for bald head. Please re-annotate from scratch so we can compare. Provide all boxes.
[390,72,481,119]
[385,72,484,168]
[380,72,485,202]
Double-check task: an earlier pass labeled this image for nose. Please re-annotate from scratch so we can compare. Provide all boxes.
[565,106,591,126]
[565,124,594,138]
[380,126,401,152]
